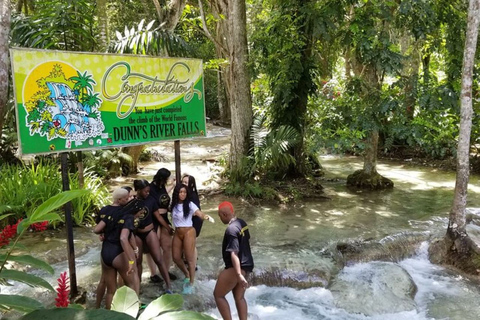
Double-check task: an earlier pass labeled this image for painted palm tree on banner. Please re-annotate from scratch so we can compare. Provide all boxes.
[70,71,95,102]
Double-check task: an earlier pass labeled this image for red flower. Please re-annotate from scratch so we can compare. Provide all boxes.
[30,221,48,232]
[55,271,70,308]
[0,219,22,248]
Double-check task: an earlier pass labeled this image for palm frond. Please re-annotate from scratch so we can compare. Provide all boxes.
[111,19,191,57]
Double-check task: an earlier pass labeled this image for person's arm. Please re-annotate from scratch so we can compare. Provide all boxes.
[128,233,139,258]
[93,220,106,234]
[154,209,174,234]
[231,251,248,289]
[120,228,136,274]
[193,209,213,222]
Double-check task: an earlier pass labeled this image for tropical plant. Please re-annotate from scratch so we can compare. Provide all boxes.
[0,161,109,227]
[97,148,133,179]
[250,116,300,179]
[10,0,96,51]
[69,170,110,226]
[112,19,190,57]
[21,286,215,319]
[0,189,90,314]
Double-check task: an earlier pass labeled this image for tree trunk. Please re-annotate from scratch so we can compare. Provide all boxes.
[363,129,379,175]
[0,0,11,137]
[153,0,186,32]
[226,0,252,171]
[96,0,109,52]
[217,68,229,123]
[346,63,393,189]
[446,0,480,247]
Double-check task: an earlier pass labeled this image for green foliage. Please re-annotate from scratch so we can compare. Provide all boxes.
[0,130,20,166]
[69,172,109,226]
[112,19,190,57]
[98,149,133,179]
[10,0,96,51]
[0,295,45,314]
[251,116,300,178]
[21,308,135,319]
[111,285,139,318]
[109,286,214,320]
[0,162,108,226]
[0,190,88,314]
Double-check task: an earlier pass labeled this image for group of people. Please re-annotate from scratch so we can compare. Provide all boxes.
[93,167,255,320]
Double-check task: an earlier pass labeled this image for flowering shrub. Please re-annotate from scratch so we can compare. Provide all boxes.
[55,271,70,308]
[30,221,48,232]
[0,219,22,247]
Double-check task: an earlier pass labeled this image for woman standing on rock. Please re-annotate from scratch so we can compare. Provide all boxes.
[147,168,177,282]
[170,183,214,294]
[133,179,172,294]
[94,188,140,309]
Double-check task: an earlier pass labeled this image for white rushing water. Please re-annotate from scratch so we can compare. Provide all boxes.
[199,242,480,320]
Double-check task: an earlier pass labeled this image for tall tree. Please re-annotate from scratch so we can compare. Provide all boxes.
[198,0,230,123]
[96,0,109,52]
[198,0,252,172]
[0,0,11,137]
[226,0,252,171]
[445,0,480,267]
[344,0,401,189]
[251,0,343,177]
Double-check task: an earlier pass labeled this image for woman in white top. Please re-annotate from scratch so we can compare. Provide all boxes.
[170,183,213,294]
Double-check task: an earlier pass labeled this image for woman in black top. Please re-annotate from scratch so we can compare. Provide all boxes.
[94,188,140,309]
[147,168,175,282]
[133,179,172,293]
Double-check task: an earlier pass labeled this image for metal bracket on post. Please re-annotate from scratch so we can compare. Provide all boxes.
[60,153,78,299]
[174,140,181,184]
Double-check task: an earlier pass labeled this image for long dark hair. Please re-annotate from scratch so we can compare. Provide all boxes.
[170,184,190,218]
[152,168,171,187]
[183,175,200,209]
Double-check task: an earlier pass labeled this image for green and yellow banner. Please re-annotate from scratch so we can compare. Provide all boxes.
[10,48,206,155]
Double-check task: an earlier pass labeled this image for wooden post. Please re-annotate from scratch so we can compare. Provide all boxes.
[76,151,84,188]
[60,153,78,298]
[174,140,181,183]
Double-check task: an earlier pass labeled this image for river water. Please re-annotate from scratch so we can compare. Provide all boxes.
[3,126,480,320]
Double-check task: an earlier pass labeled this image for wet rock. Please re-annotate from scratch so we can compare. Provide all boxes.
[250,268,328,289]
[346,170,394,190]
[334,232,431,266]
[329,261,417,316]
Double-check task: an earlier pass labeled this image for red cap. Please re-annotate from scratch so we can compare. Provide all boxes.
[218,201,234,213]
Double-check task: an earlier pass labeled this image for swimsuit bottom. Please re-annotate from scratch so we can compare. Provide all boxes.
[101,242,123,267]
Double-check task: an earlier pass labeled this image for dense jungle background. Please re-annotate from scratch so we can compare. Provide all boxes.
[0,0,480,319]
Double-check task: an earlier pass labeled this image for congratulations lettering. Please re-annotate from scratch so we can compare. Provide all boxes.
[102,61,197,119]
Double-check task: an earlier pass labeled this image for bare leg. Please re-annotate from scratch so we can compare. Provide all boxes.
[214,268,240,320]
[146,254,158,277]
[104,266,117,310]
[145,231,171,290]
[95,259,107,308]
[172,232,189,279]
[160,226,173,270]
[135,236,143,282]
[182,228,196,285]
[113,252,140,296]
[232,278,248,320]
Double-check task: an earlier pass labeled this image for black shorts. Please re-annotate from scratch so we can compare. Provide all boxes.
[136,226,156,242]
[101,242,123,267]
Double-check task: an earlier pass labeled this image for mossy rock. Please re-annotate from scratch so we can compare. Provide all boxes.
[346,169,394,190]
